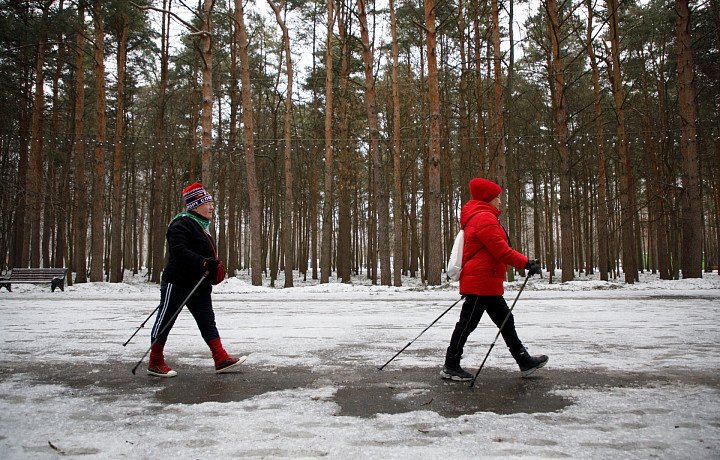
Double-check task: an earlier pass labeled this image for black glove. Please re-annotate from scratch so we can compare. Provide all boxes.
[525,258,541,276]
[203,258,220,272]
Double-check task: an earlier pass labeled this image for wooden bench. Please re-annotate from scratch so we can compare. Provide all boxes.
[0,268,68,292]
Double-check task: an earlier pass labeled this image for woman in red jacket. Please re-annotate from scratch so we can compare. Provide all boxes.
[441,178,547,381]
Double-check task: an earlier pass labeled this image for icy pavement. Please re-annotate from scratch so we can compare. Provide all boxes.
[0,271,719,458]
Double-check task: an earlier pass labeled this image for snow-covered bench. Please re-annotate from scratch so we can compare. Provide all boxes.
[0,268,68,292]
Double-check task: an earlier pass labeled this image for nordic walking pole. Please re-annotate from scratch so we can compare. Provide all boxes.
[469,273,531,387]
[131,271,209,375]
[378,296,464,371]
[123,305,160,347]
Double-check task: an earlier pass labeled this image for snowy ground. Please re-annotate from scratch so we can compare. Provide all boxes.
[1,270,719,459]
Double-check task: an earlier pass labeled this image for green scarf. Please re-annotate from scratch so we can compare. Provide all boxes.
[172,211,210,233]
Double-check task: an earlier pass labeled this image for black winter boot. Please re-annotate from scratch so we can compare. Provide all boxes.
[440,365,473,381]
[510,346,548,377]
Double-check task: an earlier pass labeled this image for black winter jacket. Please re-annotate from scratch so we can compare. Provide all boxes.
[161,212,218,286]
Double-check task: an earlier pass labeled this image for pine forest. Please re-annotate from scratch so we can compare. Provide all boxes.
[0,0,718,287]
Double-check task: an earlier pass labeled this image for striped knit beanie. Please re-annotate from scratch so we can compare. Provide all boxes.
[183,183,213,210]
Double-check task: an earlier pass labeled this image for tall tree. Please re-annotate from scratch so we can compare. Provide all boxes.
[90,0,106,282]
[336,3,353,283]
[710,0,720,272]
[268,0,295,287]
[472,0,487,175]
[7,4,31,270]
[51,3,68,270]
[638,49,671,279]
[390,0,403,286]
[506,0,519,280]
[607,0,637,283]
[585,0,610,281]
[148,0,169,283]
[73,2,88,283]
[28,1,53,267]
[320,0,336,284]
[357,0,391,286]
[424,0,442,285]
[234,0,264,286]
[228,10,239,276]
[490,0,506,207]
[109,9,129,283]
[675,0,702,278]
[200,0,213,186]
[546,0,573,282]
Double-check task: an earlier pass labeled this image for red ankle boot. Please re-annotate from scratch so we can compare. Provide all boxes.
[147,343,177,377]
[208,337,247,373]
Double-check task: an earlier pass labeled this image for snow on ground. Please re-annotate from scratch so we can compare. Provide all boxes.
[0,269,719,459]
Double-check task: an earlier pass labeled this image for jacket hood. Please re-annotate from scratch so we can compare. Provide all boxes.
[460,200,500,227]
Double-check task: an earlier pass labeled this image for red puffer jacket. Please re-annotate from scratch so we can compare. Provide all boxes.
[459,200,528,296]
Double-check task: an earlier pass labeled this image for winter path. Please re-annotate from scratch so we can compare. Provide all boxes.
[1,272,719,458]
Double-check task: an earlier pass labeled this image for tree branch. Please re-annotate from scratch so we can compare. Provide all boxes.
[128,1,210,37]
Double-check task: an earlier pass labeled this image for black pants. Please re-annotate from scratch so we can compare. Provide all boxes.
[445,294,523,367]
[151,280,220,345]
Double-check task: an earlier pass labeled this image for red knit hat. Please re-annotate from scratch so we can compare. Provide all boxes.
[469,178,501,202]
[183,183,213,210]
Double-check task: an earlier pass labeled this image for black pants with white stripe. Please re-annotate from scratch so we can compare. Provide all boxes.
[444,294,523,368]
[150,280,220,345]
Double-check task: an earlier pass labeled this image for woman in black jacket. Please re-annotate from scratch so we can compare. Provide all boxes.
[147,183,246,377]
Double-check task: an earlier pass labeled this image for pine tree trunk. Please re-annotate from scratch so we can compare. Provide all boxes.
[486,43,496,179]
[607,0,637,283]
[234,0,263,286]
[149,1,169,283]
[73,4,88,283]
[532,161,542,262]
[418,43,427,282]
[472,0,487,176]
[28,5,49,268]
[309,9,320,281]
[320,0,335,284]
[10,38,29,269]
[652,46,675,279]
[543,170,555,282]
[710,0,720,272]
[190,54,199,181]
[390,0,403,286]
[227,18,238,277]
[547,0,574,282]
[90,2,106,282]
[639,51,671,279]
[506,0,519,281]
[268,0,294,288]
[490,0,506,207]
[457,0,471,205]
[425,0,442,285]
[675,0,703,278]
[357,0,391,286]
[200,0,213,187]
[51,32,67,269]
[410,141,419,277]
[586,0,610,280]
[110,13,128,283]
[337,6,352,283]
